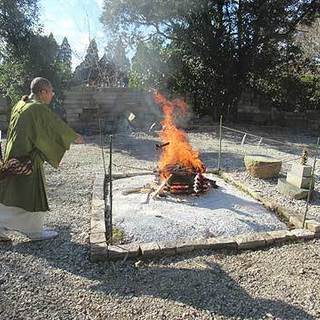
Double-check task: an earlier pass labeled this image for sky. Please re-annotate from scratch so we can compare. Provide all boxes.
[39,0,107,69]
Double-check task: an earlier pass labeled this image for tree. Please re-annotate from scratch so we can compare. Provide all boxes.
[129,39,171,90]
[295,17,320,63]
[58,37,72,70]
[57,37,73,89]
[97,53,116,87]
[0,0,39,56]
[73,39,100,85]
[101,0,319,119]
[0,0,40,102]
[103,38,130,87]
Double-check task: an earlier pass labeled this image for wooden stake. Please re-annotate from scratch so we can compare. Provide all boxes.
[217,115,223,171]
[303,137,320,228]
[152,174,172,199]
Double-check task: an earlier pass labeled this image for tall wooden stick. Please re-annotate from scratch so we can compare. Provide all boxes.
[217,115,223,171]
[0,130,2,161]
[108,134,113,243]
[303,137,320,228]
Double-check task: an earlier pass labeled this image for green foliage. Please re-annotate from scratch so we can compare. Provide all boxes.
[129,39,170,90]
[57,37,73,85]
[0,32,73,109]
[101,0,319,118]
[0,0,73,116]
[0,0,39,56]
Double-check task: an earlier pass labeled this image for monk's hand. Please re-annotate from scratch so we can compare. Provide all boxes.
[75,134,85,144]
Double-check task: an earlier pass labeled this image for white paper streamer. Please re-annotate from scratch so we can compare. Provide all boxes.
[241,133,247,146]
[258,137,263,146]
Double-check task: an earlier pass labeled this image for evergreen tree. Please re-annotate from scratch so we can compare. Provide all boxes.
[0,0,39,56]
[104,38,130,87]
[97,53,116,87]
[73,39,100,85]
[58,37,72,67]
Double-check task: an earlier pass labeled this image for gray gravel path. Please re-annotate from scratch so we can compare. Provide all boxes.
[1,127,320,320]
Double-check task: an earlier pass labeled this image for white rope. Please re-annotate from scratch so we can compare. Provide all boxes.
[241,133,247,146]
[222,125,317,152]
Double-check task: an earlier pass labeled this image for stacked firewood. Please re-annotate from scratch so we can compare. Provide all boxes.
[156,163,217,195]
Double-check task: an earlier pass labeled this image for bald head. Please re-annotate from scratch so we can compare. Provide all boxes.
[30,77,55,104]
[30,77,52,95]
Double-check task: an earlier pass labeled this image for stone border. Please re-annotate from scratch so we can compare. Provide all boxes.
[90,174,108,260]
[90,172,320,262]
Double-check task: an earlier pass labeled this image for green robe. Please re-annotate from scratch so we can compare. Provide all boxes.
[0,99,78,212]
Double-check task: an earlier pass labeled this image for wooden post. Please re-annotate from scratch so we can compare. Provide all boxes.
[108,134,113,243]
[217,115,223,171]
[303,137,320,228]
[0,130,2,161]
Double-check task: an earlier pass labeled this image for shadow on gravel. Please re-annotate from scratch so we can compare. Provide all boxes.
[112,134,159,162]
[1,230,315,320]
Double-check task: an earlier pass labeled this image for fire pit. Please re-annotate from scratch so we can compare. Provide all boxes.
[155,164,217,195]
[103,94,287,245]
[151,93,217,198]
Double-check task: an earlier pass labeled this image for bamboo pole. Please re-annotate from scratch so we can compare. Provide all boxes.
[108,134,113,243]
[0,130,2,161]
[217,115,223,171]
[303,137,320,228]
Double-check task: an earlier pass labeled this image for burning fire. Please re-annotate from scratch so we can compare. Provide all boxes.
[154,92,206,179]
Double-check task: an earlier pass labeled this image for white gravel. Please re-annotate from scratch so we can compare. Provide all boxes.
[1,126,320,320]
[113,174,287,243]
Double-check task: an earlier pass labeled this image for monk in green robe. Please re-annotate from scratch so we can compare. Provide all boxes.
[0,77,84,242]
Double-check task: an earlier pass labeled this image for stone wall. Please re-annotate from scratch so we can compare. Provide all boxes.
[0,96,8,131]
[237,91,320,131]
[63,86,162,133]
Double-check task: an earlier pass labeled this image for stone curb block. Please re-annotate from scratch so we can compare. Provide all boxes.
[90,220,106,234]
[234,234,266,250]
[108,244,140,260]
[266,230,295,244]
[176,240,195,254]
[90,229,318,261]
[140,242,161,257]
[289,229,315,240]
[205,237,238,250]
[158,241,177,256]
[289,215,304,228]
[90,242,108,262]
[90,175,107,262]
[305,220,320,233]
[90,232,106,244]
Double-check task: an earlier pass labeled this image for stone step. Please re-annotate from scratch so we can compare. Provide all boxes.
[286,171,314,189]
[277,178,310,200]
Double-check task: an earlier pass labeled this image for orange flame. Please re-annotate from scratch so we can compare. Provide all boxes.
[154,92,206,179]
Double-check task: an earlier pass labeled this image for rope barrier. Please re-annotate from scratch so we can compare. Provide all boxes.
[222,125,317,152]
